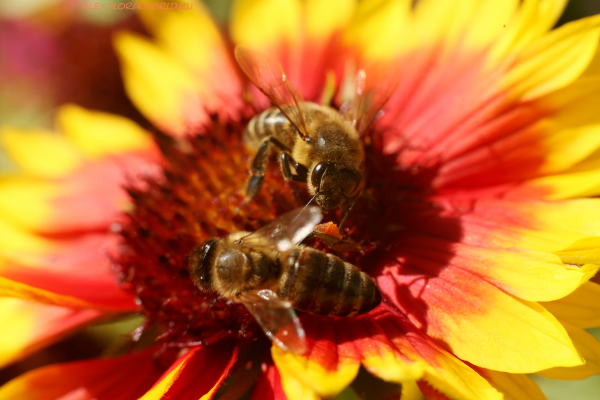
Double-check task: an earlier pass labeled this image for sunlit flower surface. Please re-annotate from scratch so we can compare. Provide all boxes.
[2,0,600,399]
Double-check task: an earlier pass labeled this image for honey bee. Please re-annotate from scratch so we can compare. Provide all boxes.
[235,47,396,228]
[189,206,381,354]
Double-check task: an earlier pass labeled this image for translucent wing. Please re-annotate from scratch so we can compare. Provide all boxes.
[235,46,310,140]
[237,206,322,252]
[239,289,307,354]
[344,61,399,136]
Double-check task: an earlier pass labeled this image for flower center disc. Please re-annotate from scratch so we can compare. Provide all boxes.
[114,120,441,347]
[114,122,305,346]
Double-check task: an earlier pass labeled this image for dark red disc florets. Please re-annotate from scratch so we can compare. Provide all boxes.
[114,122,302,347]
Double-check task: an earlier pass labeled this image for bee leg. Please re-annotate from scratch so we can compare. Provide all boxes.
[305,230,342,247]
[246,137,293,200]
[339,195,356,231]
[280,152,308,183]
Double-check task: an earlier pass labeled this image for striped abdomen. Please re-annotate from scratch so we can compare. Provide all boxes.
[277,248,381,317]
[243,107,297,150]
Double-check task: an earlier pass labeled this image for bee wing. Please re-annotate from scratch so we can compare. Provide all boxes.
[239,289,307,354]
[235,46,310,141]
[238,206,322,252]
[344,63,399,137]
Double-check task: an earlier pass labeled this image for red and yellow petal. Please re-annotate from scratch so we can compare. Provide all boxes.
[393,234,594,303]
[136,0,243,122]
[113,32,208,137]
[271,317,361,398]
[0,275,115,310]
[0,107,159,234]
[518,158,600,200]
[378,238,584,373]
[116,0,244,137]
[249,359,286,400]
[0,216,135,311]
[273,310,502,400]
[0,155,157,234]
[0,110,161,311]
[368,8,600,194]
[0,234,138,311]
[139,343,238,400]
[0,298,102,368]
[0,347,162,400]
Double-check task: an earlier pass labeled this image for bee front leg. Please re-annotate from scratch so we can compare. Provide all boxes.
[247,137,294,200]
[339,194,356,231]
[280,152,308,183]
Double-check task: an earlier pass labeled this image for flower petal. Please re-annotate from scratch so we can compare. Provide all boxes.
[0,298,102,368]
[230,0,302,48]
[468,198,600,251]
[113,32,206,136]
[462,0,520,50]
[139,343,237,400]
[342,0,412,58]
[306,0,356,40]
[271,318,361,398]
[541,74,600,131]
[395,235,595,303]
[520,158,600,200]
[249,359,286,400]
[488,0,568,63]
[401,380,425,400]
[379,240,584,372]
[537,322,600,380]
[0,127,81,179]
[0,348,162,400]
[543,282,600,329]
[0,223,137,311]
[0,275,100,309]
[500,14,600,100]
[0,155,159,234]
[370,310,501,400]
[411,0,501,50]
[0,179,56,233]
[56,105,154,159]
[136,0,243,123]
[273,310,501,400]
[476,369,546,400]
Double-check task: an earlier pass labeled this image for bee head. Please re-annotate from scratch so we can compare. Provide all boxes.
[310,161,363,209]
[189,239,219,291]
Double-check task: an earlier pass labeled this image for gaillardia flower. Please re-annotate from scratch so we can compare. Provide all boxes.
[2,0,600,399]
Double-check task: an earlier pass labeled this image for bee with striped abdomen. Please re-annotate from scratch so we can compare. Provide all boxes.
[189,206,381,354]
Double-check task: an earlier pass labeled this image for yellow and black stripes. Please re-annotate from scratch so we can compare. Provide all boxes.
[278,248,381,317]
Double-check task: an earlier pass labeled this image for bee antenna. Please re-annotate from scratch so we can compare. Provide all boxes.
[305,194,318,208]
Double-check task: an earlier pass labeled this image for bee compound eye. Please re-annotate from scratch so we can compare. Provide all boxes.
[310,161,335,190]
[339,168,362,196]
[189,239,218,289]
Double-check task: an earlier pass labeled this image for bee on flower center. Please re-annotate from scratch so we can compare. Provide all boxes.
[188,206,381,354]
[235,47,396,228]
